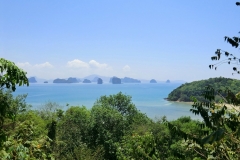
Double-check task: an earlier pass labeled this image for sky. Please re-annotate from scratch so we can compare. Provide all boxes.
[0,1,239,82]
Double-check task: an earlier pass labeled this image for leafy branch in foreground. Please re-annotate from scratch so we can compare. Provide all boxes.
[209,47,240,75]
[209,2,240,74]
[165,86,240,159]
[0,58,29,91]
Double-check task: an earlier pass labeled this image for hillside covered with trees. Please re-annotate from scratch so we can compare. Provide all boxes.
[167,77,240,102]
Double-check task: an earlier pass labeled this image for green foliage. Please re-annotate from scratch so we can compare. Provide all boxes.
[166,86,240,159]
[90,106,124,159]
[61,144,104,160]
[0,90,29,126]
[0,58,29,148]
[94,92,150,128]
[0,89,31,149]
[90,92,151,159]
[0,121,54,160]
[0,58,28,91]
[53,93,152,160]
[116,132,160,160]
[1,88,213,159]
[56,106,92,159]
[167,77,240,102]
[37,101,63,121]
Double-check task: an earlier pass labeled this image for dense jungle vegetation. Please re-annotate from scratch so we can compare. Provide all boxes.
[0,90,204,159]
[167,77,240,102]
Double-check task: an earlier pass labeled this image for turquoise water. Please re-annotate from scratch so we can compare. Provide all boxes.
[13,83,200,120]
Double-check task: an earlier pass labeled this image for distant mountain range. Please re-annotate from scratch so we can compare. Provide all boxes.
[27,75,186,84]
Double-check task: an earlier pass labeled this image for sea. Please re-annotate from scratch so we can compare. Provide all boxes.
[13,83,201,121]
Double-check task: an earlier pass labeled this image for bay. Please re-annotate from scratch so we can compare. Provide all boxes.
[13,83,200,120]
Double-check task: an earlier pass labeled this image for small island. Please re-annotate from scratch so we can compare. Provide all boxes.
[150,79,157,83]
[67,77,78,83]
[83,79,91,83]
[53,78,67,83]
[44,81,48,83]
[111,77,121,84]
[28,77,37,83]
[121,77,141,83]
[97,78,103,84]
[53,77,79,83]
[166,80,170,83]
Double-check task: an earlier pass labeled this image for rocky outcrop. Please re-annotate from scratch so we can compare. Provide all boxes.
[97,78,103,84]
[44,81,48,83]
[53,77,79,83]
[28,77,37,83]
[83,79,91,83]
[121,77,141,83]
[53,78,67,83]
[67,77,78,83]
[150,79,157,83]
[111,77,121,84]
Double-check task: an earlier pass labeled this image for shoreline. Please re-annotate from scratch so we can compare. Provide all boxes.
[164,98,193,105]
[165,99,240,111]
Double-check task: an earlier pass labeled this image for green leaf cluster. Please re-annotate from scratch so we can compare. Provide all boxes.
[166,86,240,159]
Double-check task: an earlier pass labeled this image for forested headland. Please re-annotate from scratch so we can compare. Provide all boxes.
[167,77,240,102]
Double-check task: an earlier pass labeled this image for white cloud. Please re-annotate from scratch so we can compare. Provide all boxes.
[34,62,53,68]
[123,65,131,72]
[67,59,89,68]
[16,59,113,79]
[89,60,111,69]
[17,62,54,69]
[15,62,55,78]
[16,62,31,68]
[67,59,111,70]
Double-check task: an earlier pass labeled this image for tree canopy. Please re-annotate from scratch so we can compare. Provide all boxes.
[0,58,29,148]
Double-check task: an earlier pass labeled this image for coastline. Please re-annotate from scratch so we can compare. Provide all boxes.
[165,98,240,111]
[164,98,193,105]
[172,101,193,105]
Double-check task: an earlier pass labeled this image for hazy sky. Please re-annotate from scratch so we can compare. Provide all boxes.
[1,1,239,81]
